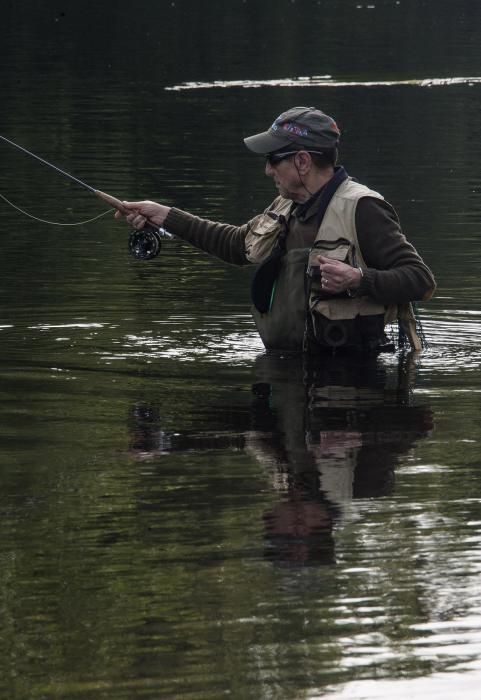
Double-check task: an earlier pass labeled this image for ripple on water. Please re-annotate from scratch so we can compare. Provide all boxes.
[417,312,481,373]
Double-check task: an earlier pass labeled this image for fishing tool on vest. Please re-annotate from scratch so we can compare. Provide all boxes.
[0,134,171,260]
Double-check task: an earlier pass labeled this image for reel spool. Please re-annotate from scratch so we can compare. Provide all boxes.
[128,225,172,260]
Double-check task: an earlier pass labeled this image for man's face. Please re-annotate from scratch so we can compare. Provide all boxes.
[264,151,305,202]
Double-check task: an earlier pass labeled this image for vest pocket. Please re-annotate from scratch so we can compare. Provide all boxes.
[306,292,392,353]
[245,201,291,263]
[307,310,389,352]
[245,213,282,264]
[310,237,352,260]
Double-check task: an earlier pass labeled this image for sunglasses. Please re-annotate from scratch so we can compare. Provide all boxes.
[265,149,325,166]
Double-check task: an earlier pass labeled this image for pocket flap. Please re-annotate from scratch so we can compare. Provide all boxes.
[311,237,351,262]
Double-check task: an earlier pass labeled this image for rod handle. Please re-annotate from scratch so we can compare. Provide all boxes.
[94,189,158,231]
[94,189,131,215]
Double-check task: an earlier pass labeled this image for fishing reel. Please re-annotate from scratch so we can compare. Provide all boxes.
[128,225,173,260]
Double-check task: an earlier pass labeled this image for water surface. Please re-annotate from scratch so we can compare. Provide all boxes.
[1,2,481,698]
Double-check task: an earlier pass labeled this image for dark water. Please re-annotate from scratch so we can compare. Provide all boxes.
[1,2,481,698]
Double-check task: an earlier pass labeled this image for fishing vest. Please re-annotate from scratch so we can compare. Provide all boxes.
[247,179,418,352]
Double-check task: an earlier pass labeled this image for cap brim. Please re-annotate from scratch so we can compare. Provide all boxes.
[244,129,291,154]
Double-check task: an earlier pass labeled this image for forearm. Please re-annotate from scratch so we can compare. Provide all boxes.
[359,258,435,303]
[164,208,250,266]
[356,198,436,303]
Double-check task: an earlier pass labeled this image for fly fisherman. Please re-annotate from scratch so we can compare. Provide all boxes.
[116,106,436,354]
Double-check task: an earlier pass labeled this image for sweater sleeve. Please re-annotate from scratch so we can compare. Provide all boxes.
[355,197,436,303]
[163,207,251,266]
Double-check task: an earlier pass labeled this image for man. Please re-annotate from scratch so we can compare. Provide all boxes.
[117,106,435,353]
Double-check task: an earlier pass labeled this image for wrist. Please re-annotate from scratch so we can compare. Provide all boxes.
[346,266,364,297]
[153,206,170,228]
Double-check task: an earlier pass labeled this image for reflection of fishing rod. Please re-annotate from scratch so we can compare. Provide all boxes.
[0,134,170,259]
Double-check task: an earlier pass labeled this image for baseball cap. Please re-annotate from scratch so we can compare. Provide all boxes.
[244,106,341,154]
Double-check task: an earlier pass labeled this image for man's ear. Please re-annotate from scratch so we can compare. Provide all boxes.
[294,150,311,175]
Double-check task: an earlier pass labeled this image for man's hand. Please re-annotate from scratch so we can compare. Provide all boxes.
[317,255,363,295]
[114,200,171,229]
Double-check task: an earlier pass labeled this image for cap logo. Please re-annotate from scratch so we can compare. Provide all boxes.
[271,119,309,138]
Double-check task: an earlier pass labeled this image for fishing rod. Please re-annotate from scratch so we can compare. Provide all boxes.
[0,134,170,259]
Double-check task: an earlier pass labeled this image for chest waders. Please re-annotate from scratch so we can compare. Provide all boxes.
[250,171,421,354]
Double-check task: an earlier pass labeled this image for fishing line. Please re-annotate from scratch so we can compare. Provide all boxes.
[0,133,170,259]
[0,192,111,226]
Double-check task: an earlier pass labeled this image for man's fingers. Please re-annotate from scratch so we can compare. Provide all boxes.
[121,200,147,210]
[114,202,141,220]
[128,213,147,229]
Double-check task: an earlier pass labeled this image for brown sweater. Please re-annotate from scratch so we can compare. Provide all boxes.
[164,190,436,305]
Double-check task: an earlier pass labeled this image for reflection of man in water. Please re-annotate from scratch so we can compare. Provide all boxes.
[247,353,433,567]
[126,353,433,568]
